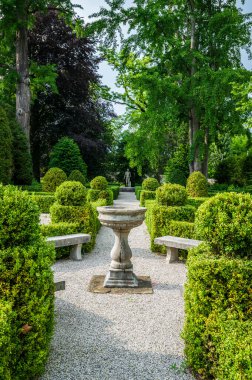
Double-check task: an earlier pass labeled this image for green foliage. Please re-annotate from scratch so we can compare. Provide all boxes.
[55,181,87,206]
[42,167,67,192]
[0,184,55,380]
[146,204,195,252]
[49,137,87,177]
[68,169,86,185]
[195,192,252,258]
[0,107,12,185]
[164,144,189,186]
[40,222,81,259]
[22,179,42,192]
[142,178,159,191]
[156,183,187,206]
[99,190,113,205]
[140,190,156,207]
[10,119,33,185]
[90,176,108,190]
[183,244,252,379]
[186,172,208,197]
[87,189,101,203]
[168,221,195,240]
[135,186,142,200]
[187,197,209,209]
[31,193,55,213]
[0,185,40,248]
[109,185,120,200]
[0,300,14,380]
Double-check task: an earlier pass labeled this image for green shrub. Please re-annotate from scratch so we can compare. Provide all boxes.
[145,200,156,209]
[142,178,159,191]
[99,189,113,205]
[50,202,97,252]
[49,137,87,176]
[135,186,142,200]
[109,185,120,200]
[0,300,14,380]
[90,199,107,232]
[55,181,87,206]
[183,244,252,379]
[156,183,187,206]
[167,221,195,239]
[0,107,12,185]
[90,176,108,190]
[0,185,40,248]
[31,194,55,213]
[187,197,209,209]
[87,189,100,203]
[195,192,252,258]
[206,315,252,380]
[41,222,81,259]
[140,190,156,206]
[10,120,33,185]
[42,167,67,192]
[164,144,189,186]
[186,171,208,197]
[22,179,42,192]
[68,169,86,185]
[146,204,195,252]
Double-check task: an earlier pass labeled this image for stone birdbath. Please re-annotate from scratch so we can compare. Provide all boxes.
[97,206,146,288]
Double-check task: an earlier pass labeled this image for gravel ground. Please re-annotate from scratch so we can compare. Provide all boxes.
[41,192,194,380]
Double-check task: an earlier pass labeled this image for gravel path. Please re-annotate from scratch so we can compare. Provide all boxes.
[41,192,194,380]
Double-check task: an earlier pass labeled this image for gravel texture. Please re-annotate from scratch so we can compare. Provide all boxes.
[41,192,194,380]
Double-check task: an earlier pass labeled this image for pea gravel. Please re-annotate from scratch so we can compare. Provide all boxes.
[40,192,194,380]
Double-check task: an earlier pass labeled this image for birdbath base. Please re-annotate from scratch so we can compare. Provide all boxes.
[104,270,138,288]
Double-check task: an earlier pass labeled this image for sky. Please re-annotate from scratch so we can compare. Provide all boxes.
[73,0,252,115]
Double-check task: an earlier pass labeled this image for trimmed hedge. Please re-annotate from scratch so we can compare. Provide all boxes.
[187,197,209,209]
[146,203,195,252]
[87,189,113,205]
[0,186,55,380]
[109,185,120,200]
[156,183,187,206]
[195,192,252,258]
[142,178,159,191]
[168,220,195,239]
[135,186,142,200]
[31,194,55,213]
[90,176,108,190]
[42,167,67,192]
[183,244,252,379]
[55,181,87,206]
[186,171,208,197]
[68,169,86,185]
[140,190,156,207]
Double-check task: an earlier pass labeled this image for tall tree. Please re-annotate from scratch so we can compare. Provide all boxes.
[29,11,114,178]
[0,0,76,145]
[90,0,252,176]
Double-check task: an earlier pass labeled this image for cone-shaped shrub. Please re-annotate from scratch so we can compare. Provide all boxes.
[186,171,208,197]
[49,137,87,176]
[0,107,12,185]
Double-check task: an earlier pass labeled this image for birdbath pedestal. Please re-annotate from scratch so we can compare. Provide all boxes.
[97,206,146,288]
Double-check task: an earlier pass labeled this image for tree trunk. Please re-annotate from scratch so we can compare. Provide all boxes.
[16,7,31,146]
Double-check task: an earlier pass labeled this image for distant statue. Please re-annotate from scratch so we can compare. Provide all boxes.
[124,169,131,187]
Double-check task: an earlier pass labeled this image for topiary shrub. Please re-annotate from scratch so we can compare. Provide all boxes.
[68,169,86,185]
[186,171,208,197]
[31,194,55,213]
[87,189,100,203]
[142,178,159,191]
[0,300,14,380]
[99,190,113,205]
[0,185,40,248]
[55,181,87,206]
[90,176,108,190]
[42,167,67,192]
[156,183,187,206]
[0,185,55,380]
[187,197,209,209]
[140,190,156,206]
[0,107,13,185]
[164,144,189,186]
[195,192,252,258]
[49,137,87,177]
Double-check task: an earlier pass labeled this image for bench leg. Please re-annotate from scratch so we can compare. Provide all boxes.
[70,244,82,261]
[166,247,179,263]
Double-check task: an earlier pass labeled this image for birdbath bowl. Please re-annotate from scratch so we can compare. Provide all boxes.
[97,206,146,287]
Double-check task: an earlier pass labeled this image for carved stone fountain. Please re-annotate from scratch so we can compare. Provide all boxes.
[97,206,146,287]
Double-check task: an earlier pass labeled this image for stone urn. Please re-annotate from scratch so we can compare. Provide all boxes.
[97,206,146,288]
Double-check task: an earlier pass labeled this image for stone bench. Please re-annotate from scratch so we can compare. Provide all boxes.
[154,235,203,263]
[46,233,91,261]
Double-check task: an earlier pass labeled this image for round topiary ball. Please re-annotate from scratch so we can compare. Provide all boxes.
[195,192,252,258]
[55,181,87,206]
[186,171,208,197]
[42,168,67,192]
[0,185,40,248]
[68,170,86,185]
[156,183,187,206]
[142,178,159,191]
[90,176,108,190]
